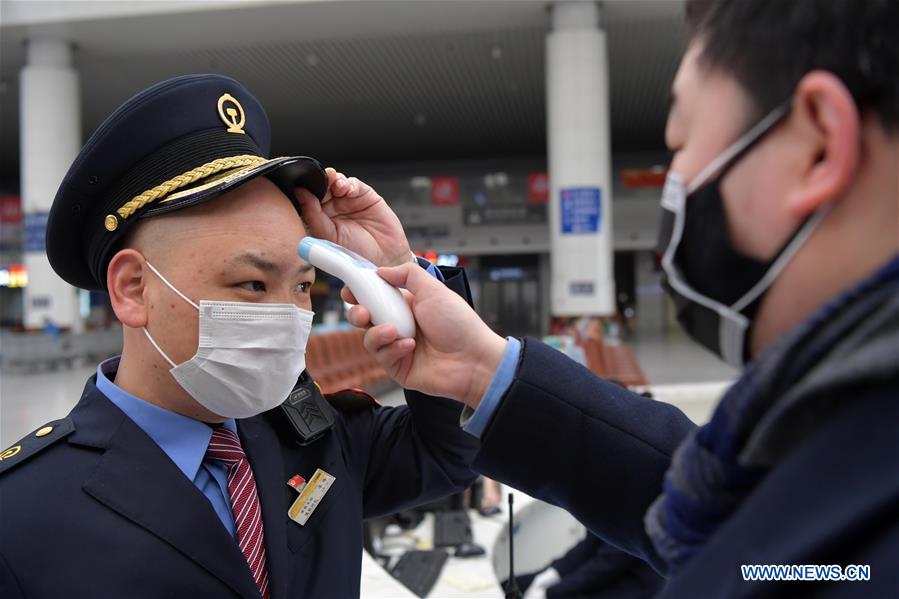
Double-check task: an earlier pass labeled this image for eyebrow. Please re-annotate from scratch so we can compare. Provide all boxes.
[232,253,314,277]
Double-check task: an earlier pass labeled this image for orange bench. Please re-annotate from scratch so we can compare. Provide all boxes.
[572,319,649,387]
[604,344,648,388]
[306,329,391,394]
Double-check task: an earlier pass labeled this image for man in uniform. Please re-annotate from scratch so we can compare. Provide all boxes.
[0,74,478,598]
[344,1,898,597]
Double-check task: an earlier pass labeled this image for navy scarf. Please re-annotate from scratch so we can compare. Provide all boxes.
[644,254,899,572]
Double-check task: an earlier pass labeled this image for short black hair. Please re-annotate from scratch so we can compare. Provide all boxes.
[685,0,899,132]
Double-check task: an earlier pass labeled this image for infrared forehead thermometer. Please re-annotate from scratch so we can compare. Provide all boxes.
[298,237,416,339]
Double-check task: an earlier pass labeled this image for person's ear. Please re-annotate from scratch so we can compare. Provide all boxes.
[785,70,860,217]
[107,249,150,328]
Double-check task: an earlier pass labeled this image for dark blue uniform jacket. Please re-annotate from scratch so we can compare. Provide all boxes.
[0,267,479,599]
[474,338,899,598]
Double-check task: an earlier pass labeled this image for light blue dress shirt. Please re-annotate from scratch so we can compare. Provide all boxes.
[96,357,237,537]
[417,256,445,282]
[462,337,521,438]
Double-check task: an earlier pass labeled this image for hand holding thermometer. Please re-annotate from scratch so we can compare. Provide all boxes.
[298,237,416,338]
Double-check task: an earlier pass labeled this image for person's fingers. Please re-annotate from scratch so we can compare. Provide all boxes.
[377,263,441,296]
[344,176,372,198]
[376,263,414,287]
[374,337,415,366]
[331,171,349,197]
[295,188,336,239]
[346,304,371,328]
[340,286,358,305]
[345,287,411,324]
[324,172,377,206]
[295,186,319,208]
[350,177,372,197]
[362,323,398,353]
[320,168,339,204]
[398,287,414,308]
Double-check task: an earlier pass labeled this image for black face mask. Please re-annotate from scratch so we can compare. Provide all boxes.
[656,101,829,367]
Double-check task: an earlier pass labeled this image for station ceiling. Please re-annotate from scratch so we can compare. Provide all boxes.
[0,0,685,183]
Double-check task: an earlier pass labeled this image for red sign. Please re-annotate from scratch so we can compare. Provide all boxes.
[431,177,459,206]
[621,167,667,189]
[527,172,549,204]
[0,195,21,224]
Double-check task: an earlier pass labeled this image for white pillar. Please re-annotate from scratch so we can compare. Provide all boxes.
[20,39,83,331]
[547,1,615,316]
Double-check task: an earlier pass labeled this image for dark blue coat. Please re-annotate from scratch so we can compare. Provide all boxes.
[0,267,479,599]
[473,338,899,598]
[545,535,662,598]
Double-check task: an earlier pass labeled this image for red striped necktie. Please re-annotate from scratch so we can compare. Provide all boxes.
[206,427,270,598]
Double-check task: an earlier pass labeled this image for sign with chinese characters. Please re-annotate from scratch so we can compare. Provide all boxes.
[23,212,49,252]
[560,188,601,234]
[430,176,459,206]
[527,172,549,204]
[0,195,21,224]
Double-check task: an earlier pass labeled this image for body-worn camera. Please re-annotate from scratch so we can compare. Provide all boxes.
[278,371,335,445]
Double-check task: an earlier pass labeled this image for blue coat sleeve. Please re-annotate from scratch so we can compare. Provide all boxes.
[358,265,480,518]
[472,337,696,573]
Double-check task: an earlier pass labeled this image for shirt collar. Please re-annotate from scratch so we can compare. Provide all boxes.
[96,356,238,481]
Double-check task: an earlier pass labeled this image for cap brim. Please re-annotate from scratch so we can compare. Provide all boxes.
[139,155,327,219]
[56,155,327,291]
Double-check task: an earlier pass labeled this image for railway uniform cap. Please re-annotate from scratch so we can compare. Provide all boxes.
[47,73,327,291]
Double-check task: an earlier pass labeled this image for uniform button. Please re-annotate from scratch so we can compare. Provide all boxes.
[35,426,53,437]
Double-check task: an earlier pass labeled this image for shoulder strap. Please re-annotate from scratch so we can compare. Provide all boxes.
[0,418,75,476]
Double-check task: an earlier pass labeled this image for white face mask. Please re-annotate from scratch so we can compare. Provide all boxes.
[142,261,314,419]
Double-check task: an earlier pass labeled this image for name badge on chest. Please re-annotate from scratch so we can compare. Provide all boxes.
[287,468,336,526]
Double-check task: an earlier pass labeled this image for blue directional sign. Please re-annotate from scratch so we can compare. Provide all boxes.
[24,211,49,252]
[560,187,601,234]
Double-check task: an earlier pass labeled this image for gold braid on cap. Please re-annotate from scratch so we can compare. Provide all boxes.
[104,154,267,231]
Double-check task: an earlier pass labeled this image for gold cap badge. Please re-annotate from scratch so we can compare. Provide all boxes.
[217,93,246,134]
